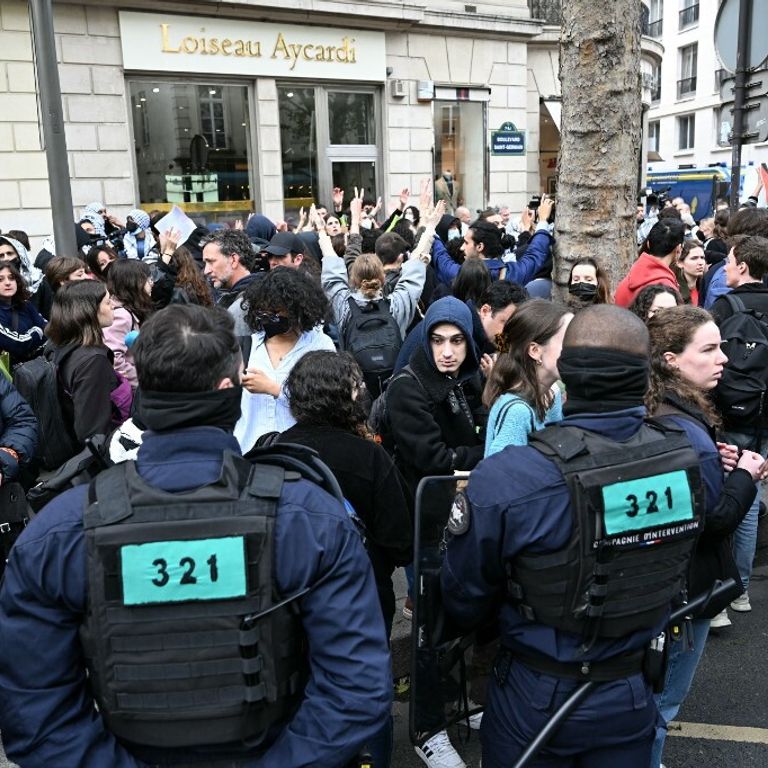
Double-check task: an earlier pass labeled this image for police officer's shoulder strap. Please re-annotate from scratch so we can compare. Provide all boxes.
[529,421,690,474]
[245,441,346,507]
[84,461,132,529]
[528,425,587,463]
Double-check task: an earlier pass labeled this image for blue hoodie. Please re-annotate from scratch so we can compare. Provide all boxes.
[417,296,480,382]
[246,214,277,247]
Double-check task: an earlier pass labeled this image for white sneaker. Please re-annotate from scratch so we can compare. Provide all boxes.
[710,608,732,628]
[468,711,483,730]
[730,593,751,612]
[414,730,467,768]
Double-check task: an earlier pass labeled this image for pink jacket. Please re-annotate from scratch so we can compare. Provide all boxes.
[103,303,138,389]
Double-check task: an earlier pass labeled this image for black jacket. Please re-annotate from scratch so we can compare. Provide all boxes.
[656,393,756,618]
[278,424,412,624]
[55,345,117,445]
[709,282,768,326]
[0,376,37,481]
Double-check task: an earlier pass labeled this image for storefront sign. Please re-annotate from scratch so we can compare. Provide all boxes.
[119,11,386,81]
[491,122,526,155]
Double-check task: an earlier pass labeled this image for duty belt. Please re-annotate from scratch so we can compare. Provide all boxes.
[500,644,646,683]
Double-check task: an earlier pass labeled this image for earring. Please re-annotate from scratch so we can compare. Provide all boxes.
[536,359,543,366]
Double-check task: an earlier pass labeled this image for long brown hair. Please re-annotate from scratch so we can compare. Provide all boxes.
[107,259,154,324]
[45,256,85,292]
[482,299,571,419]
[645,305,721,426]
[172,246,213,307]
[568,256,611,303]
[45,280,107,348]
[0,263,29,307]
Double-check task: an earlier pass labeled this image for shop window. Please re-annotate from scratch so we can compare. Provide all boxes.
[278,85,381,216]
[198,86,228,150]
[328,92,375,145]
[433,101,485,214]
[278,87,318,212]
[127,81,252,223]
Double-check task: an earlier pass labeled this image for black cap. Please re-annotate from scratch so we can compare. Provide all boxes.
[264,231,306,256]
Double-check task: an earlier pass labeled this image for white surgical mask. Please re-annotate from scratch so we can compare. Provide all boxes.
[447,229,460,241]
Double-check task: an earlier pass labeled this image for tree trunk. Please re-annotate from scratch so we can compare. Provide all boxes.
[554,0,642,299]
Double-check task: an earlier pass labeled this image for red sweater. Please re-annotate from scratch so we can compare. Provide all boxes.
[614,253,678,307]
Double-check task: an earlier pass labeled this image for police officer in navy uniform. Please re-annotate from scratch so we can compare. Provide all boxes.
[0,305,391,768]
[441,305,722,768]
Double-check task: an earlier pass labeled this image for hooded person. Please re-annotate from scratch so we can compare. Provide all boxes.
[435,213,463,245]
[245,214,277,248]
[123,208,157,261]
[0,235,52,317]
[80,209,106,239]
[34,223,94,274]
[386,296,485,502]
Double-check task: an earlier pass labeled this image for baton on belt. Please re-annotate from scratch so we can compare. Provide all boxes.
[511,579,737,768]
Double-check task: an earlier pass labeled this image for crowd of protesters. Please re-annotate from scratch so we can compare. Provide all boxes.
[0,174,766,768]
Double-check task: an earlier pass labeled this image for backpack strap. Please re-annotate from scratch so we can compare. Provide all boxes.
[528,425,587,463]
[723,293,747,315]
[491,397,535,441]
[244,442,346,508]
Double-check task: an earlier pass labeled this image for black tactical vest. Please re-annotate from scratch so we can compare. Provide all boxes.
[79,451,308,750]
[506,421,704,641]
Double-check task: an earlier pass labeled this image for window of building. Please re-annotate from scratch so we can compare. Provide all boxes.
[678,43,697,99]
[127,81,253,223]
[433,100,486,215]
[650,62,662,103]
[648,120,660,154]
[648,0,663,37]
[278,86,381,217]
[679,0,699,30]
[678,114,695,150]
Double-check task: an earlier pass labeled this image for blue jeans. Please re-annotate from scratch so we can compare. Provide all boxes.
[720,429,767,593]
[649,618,710,768]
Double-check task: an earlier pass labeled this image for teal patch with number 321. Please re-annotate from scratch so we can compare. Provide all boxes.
[601,470,693,536]
[121,536,247,606]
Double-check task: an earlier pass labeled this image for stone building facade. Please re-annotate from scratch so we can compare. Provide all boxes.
[0,0,662,246]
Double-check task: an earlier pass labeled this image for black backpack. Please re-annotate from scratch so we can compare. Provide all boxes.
[14,347,80,471]
[714,294,768,429]
[341,297,402,399]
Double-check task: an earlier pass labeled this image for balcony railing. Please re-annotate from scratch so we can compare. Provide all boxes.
[677,76,697,99]
[679,3,699,29]
[647,18,663,38]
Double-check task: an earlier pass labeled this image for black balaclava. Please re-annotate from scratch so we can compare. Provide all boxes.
[558,347,649,415]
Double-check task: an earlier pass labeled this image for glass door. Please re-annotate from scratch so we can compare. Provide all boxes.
[278,85,381,217]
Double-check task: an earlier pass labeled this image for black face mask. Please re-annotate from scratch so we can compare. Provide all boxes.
[569,282,598,301]
[260,316,293,339]
[126,221,139,233]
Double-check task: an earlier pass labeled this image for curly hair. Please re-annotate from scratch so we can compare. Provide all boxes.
[107,259,154,324]
[285,351,369,437]
[645,305,721,426]
[0,263,29,307]
[628,284,683,321]
[242,266,329,333]
[202,229,258,271]
[482,299,571,419]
